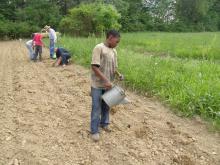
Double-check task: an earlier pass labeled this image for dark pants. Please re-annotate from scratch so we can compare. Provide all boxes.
[61,53,71,65]
[33,45,42,60]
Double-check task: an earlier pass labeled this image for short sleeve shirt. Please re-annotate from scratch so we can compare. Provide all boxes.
[49,28,57,41]
[33,33,43,46]
[91,43,118,88]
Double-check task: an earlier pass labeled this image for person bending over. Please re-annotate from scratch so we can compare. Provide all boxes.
[54,47,71,67]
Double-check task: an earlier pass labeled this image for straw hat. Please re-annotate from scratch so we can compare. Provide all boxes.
[43,25,50,31]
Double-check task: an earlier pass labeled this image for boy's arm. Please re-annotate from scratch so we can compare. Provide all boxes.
[115,70,121,76]
[115,70,124,81]
[92,65,112,89]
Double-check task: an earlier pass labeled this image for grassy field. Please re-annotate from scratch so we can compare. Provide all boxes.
[121,32,220,60]
[53,32,220,128]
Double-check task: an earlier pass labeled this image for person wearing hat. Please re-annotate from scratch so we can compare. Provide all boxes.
[44,25,57,59]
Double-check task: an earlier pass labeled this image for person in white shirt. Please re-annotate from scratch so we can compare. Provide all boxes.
[25,33,35,60]
[44,25,57,59]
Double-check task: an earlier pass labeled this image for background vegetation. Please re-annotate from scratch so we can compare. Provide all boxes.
[53,32,220,128]
[1,0,220,128]
[1,0,220,39]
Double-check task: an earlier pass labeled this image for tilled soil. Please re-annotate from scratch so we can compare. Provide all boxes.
[0,41,219,165]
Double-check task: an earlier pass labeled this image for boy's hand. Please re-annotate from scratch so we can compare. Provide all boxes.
[115,71,124,81]
[119,74,124,81]
[104,81,112,89]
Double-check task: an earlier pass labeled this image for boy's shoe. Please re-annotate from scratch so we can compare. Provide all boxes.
[101,126,111,133]
[91,133,100,142]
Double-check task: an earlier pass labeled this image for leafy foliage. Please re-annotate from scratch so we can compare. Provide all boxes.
[16,0,61,29]
[0,20,39,39]
[0,0,219,38]
[59,3,121,36]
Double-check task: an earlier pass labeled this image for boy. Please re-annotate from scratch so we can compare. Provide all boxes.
[54,47,71,67]
[90,30,123,142]
[32,33,44,61]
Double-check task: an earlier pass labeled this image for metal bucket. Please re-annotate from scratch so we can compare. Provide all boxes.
[102,86,129,107]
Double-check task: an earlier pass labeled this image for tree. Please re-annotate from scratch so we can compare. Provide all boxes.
[175,0,220,31]
[51,0,96,15]
[0,0,16,20]
[106,0,153,31]
[16,0,61,29]
[143,0,176,31]
[59,3,121,36]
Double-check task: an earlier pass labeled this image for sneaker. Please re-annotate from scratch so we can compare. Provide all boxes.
[101,126,111,133]
[91,133,100,142]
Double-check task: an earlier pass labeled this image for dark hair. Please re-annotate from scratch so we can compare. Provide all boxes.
[31,33,35,39]
[106,29,120,38]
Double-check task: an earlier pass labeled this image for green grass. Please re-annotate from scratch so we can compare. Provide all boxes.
[51,32,220,129]
[121,32,220,60]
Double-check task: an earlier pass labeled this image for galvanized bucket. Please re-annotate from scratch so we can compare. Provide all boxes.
[102,86,129,107]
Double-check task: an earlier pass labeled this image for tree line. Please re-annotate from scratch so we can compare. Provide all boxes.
[0,0,219,38]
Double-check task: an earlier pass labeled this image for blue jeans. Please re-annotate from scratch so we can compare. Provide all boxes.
[91,87,110,134]
[26,44,34,60]
[50,39,55,58]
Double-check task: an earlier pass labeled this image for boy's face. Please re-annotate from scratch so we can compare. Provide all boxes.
[107,35,120,48]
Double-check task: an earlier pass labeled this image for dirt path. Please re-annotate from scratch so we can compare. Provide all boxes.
[0,41,219,165]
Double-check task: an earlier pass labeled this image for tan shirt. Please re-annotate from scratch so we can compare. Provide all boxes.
[91,43,118,88]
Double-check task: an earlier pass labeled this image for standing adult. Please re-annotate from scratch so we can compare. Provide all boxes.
[43,25,57,59]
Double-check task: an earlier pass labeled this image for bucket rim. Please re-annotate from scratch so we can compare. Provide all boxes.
[113,85,125,95]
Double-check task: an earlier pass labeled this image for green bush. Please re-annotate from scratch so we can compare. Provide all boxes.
[15,0,61,29]
[59,3,121,36]
[0,20,39,39]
